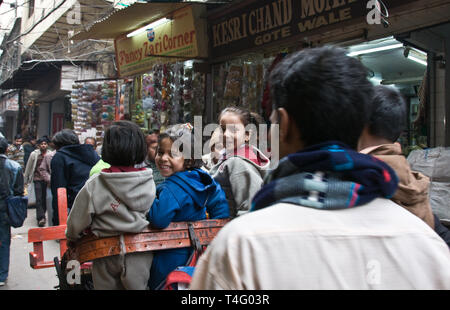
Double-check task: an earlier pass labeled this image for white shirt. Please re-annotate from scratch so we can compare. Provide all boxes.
[190,198,450,290]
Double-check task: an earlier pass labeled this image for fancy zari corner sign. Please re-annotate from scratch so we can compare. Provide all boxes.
[114,6,207,78]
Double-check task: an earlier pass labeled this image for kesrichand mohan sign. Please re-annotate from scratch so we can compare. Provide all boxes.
[209,0,410,57]
[114,6,207,77]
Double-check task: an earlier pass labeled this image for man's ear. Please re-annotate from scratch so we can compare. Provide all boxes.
[278,108,291,144]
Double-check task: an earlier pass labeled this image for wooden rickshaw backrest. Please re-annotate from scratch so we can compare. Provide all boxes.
[28,188,229,268]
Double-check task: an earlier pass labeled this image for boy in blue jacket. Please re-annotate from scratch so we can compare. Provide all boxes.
[147,124,229,289]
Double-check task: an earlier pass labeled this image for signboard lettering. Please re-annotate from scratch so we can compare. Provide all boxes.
[209,0,409,57]
[115,6,207,77]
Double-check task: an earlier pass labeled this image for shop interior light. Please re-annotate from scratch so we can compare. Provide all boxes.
[127,18,170,38]
[404,47,427,66]
[348,43,403,57]
[407,55,427,66]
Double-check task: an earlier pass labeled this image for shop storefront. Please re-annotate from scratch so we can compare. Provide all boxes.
[70,3,210,145]
[0,91,20,141]
[207,0,389,121]
[207,0,450,148]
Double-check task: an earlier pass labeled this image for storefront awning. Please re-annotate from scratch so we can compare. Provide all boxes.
[0,60,90,90]
[71,2,192,40]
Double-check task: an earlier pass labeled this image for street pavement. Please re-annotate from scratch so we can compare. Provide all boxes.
[0,207,60,290]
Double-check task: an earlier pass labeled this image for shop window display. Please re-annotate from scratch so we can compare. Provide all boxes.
[213,54,275,120]
[134,61,206,132]
[70,61,205,143]
[71,81,117,147]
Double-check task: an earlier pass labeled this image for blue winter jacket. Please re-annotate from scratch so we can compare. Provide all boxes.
[0,155,24,224]
[50,144,100,225]
[147,168,229,289]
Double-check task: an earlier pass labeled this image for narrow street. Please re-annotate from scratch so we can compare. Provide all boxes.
[0,208,59,290]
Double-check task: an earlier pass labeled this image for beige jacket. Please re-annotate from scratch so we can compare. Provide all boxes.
[66,169,155,241]
[209,145,270,218]
[361,143,435,229]
[23,149,43,184]
[190,199,450,290]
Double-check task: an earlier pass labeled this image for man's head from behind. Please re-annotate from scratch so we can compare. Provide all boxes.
[269,46,374,159]
[357,85,407,151]
[52,129,79,150]
[370,85,406,142]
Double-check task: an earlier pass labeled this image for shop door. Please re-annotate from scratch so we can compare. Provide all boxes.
[52,113,64,135]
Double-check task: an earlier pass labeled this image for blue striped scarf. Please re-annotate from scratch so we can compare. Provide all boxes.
[251,142,399,211]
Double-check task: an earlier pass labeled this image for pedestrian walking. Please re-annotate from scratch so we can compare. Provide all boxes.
[24,137,50,227]
[37,148,56,226]
[6,134,24,169]
[66,121,155,290]
[22,136,37,168]
[50,129,100,226]
[190,46,450,290]
[0,137,25,287]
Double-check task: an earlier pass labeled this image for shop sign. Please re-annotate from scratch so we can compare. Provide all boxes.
[115,6,207,77]
[210,0,410,57]
[0,93,19,113]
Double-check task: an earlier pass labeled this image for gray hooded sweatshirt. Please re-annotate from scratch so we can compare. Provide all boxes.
[210,145,270,218]
[66,168,155,241]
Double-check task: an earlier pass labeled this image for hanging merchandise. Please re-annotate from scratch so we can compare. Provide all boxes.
[118,80,132,121]
[191,69,206,124]
[132,60,206,132]
[131,75,146,130]
[213,53,271,119]
[70,80,117,147]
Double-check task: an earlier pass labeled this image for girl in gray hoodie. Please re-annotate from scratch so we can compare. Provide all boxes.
[210,107,270,218]
[66,121,155,290]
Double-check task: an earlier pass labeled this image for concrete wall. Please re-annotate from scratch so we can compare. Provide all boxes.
[37,102,51,138]
[20,0,77,54]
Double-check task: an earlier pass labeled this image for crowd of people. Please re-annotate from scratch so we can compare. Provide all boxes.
[0,46,449,289]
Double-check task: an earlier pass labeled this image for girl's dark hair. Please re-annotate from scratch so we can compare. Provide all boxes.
[218,107,264,146]
[102,121,146,166]
[159,124,203,170]
[52,129,79,149]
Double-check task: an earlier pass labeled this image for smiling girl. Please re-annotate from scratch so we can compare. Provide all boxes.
[147,124,229,289]
[209,107,270,218]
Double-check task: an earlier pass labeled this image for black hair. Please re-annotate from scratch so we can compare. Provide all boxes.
[0,137,8,154]
[37,137,49,145]
[52,129,79,149]
[158,124,203,169]
[368,85,407,142]
[269,46,374,149]
[14,134,22,140]
[84,137,96,144]
[102,120,146,166]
